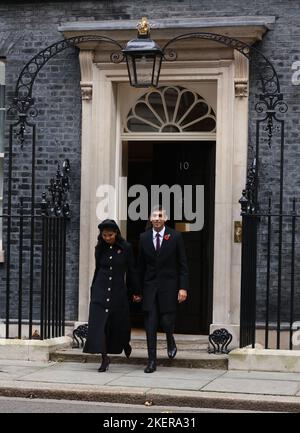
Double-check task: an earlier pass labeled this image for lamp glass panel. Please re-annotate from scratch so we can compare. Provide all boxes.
[126,56,137,86]
[134,55,155,87]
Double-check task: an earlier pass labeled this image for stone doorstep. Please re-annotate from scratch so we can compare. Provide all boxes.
[73,324,210,342]
[63,331,228,368]
[72,326,233,351]
[229,348,300,373]
[0,337,73,362]
[50,348,228,370]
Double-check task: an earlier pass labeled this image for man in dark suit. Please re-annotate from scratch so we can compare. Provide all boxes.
[136,206,189,373]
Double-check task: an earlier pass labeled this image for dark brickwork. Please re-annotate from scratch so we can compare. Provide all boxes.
[0,0,300,324]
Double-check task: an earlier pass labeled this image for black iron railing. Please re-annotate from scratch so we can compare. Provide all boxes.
[0,160,70,340]
[40,215,67,339]
[240,197,300,350]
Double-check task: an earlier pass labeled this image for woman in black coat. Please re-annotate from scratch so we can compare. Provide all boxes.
[83,219,140,372]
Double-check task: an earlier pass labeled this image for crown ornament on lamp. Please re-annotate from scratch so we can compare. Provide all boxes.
[137,16,151,37]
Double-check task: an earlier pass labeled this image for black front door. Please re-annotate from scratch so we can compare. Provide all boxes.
[126,140,215,334]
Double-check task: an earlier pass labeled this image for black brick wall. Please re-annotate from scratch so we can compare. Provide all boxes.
[0,0,300,325]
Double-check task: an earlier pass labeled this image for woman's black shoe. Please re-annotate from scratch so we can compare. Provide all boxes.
[124,343,132,359]
[98,356,110,372]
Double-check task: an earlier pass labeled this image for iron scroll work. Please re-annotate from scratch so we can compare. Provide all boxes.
[208,328,232,354]
[41,159,71,218]
[72,323,88,348]
[4,33,287,341]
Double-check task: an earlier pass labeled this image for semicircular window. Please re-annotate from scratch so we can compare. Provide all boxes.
[125,86,216,133]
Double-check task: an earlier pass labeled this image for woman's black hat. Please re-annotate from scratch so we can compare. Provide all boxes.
[98,219,120,231]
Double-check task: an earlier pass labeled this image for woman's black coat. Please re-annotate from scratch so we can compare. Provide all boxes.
[83,239,139,354]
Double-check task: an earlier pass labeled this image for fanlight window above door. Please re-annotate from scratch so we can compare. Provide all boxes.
[124,86,216,133]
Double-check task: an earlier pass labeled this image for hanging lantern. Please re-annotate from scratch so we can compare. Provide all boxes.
[123,17,163,88]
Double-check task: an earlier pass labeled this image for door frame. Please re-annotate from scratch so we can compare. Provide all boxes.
[78,56,249,345]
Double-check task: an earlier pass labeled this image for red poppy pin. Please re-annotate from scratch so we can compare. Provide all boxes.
[164,234,171,241]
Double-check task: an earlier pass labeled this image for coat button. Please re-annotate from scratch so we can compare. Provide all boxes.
[107,298,110,302]
[105,309,109,313]
[109,277,112,280]
[110,246,113,249]
[110,267,112,270]
[108,288,111,291]
[109,256,112,259]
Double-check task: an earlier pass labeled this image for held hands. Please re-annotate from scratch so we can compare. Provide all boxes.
[133,294,142,303]
[178,289,187,303]
[133,291,187,303]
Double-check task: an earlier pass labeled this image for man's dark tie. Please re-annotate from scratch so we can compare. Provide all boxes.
[155,232,161,251]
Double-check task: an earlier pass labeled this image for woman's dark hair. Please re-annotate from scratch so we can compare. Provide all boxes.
[94,225,125,261]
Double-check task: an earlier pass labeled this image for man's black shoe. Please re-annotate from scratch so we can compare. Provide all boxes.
[167,336,177,359]
[144,360,156,373]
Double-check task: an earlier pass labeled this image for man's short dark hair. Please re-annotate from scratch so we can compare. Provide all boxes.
[150,205,168,219]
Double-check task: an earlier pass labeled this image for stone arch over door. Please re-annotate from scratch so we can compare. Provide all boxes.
[123,85,216,134]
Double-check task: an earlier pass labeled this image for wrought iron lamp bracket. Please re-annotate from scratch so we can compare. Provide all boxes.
[9,35,125,121]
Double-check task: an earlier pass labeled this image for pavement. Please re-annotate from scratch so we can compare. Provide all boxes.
[1,357,300,412]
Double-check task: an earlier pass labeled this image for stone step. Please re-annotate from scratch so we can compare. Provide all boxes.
[130,332,209,344]
[130,341,208,350]
[51,348,228,370]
